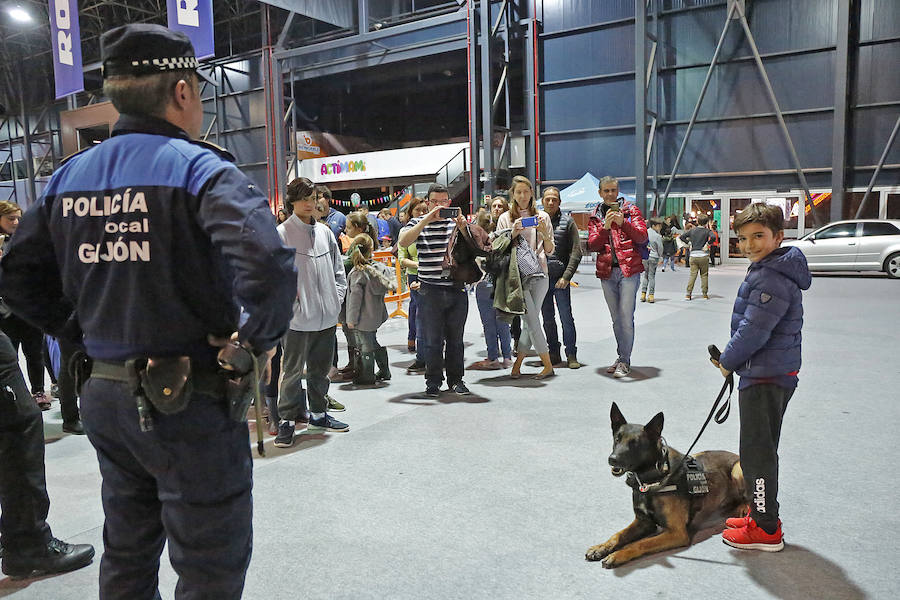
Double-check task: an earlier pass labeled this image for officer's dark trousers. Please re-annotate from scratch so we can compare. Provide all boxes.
[81,378,252,600]
[739,383,794,534]
[0,332,52,553]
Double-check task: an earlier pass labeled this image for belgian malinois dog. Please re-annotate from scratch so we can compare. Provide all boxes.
[586,402,748,568]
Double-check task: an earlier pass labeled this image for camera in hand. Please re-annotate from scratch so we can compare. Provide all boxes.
[439,207,460,219]
[520,216,539,228]
[608,202,620,213]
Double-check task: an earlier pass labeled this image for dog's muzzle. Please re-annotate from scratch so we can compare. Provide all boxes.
[608,456,625,477]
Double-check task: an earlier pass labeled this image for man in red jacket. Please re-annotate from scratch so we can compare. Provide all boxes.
[587,176,648,378]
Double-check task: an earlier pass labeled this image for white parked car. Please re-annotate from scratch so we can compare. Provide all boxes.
[782,219,900,278]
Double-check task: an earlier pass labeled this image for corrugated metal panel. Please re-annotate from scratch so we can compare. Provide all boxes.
[658,112,834,174]
[851,107,900,167]
[543,79,635,131]
[541,131,634,182]
[541,0,634,34]
[663,0,722,10]
[662,0,836,68]
[660,52,835,122]
[858,0,900,41]
[542,25,635,82]
[855,41,900,105]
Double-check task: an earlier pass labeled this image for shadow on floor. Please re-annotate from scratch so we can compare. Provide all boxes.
[254,430,332,459]
[594,366,661,382]
[474,374,551,388]
[731,544,867,600]
[388,392,490,405]
[0,569,74,597]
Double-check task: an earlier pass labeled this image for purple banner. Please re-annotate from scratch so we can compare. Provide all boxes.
[167,0,215,60]
[48,0,84,99]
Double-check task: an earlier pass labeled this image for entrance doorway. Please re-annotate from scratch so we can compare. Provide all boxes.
[686,193,808,264]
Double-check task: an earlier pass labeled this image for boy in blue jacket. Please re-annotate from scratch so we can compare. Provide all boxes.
[711,203,811,552]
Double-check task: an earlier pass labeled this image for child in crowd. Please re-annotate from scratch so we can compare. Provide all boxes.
[346,233,397,384]
[711,203,811,552]
[661,216,678,271]
[335,212,379,381]
[640,218,665,303]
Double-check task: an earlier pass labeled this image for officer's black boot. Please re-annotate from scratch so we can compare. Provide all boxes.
[374,347,391,381]
[353,352,376,385]
[1,537,95,580]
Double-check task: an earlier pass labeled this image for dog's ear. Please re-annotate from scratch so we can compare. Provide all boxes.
[644,412,664,440]
[610,402,626,433]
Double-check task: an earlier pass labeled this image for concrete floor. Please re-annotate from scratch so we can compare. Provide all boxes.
[1,262,897,599]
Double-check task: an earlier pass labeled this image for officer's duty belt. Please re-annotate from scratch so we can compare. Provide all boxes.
[91,360,225,396]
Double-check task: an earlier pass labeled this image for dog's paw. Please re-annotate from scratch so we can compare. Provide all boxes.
[601,551,625,569]
[585,544,612,562]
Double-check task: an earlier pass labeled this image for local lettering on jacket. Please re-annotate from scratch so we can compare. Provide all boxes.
[62,188,152,264]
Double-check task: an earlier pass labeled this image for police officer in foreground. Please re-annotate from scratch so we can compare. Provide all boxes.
[0,24,295,598]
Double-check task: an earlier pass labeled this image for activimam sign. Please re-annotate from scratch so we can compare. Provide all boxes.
[321,160,365,176]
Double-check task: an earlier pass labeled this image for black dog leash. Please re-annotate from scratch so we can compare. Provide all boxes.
[680,345,733,459]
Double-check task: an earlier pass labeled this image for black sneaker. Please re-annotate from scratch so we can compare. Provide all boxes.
[406,361,426,374]
[62,420,85,435]
[273,421,295,447]
[423,386,440,398]
[1,538,95,580]
[449,381,471,396]
[307,414,350,433]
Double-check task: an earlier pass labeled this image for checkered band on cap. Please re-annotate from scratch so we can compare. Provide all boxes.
[133,57,201,71]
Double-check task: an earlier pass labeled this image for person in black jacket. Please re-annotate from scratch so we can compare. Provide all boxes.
[0,24,295,598]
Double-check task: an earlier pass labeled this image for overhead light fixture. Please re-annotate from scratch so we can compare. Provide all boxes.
[8,6,32,23]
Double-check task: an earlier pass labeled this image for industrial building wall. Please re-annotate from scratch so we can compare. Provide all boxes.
[538,0,900,194]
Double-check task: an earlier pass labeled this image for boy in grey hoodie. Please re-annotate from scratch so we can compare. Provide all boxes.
[640,218,665,303]
[274,178,349,448]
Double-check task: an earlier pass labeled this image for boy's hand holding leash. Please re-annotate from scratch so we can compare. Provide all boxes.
[708,345,732,379]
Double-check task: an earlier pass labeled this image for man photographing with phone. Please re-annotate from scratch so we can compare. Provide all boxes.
[587,176,648,378]
[398,184,473,397]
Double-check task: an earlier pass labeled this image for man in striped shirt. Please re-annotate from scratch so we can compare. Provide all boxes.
[398,184,472,397]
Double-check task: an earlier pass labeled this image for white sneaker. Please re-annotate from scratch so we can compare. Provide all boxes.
[606,361,619,374]
[613,363,631,378]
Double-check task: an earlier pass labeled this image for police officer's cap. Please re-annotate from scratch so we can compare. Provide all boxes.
[101,24,214,85]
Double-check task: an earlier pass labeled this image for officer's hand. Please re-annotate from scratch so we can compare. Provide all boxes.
[347,323,355,329]
[555,278,569,289]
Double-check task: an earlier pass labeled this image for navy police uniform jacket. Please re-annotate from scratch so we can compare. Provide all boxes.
[0,114,296,364]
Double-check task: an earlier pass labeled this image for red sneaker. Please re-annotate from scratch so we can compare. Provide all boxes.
[722,519,784,552]
[725,515,782,529]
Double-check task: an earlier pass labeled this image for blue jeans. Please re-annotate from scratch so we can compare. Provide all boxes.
[541,277,577,358]
[408,274,424,364]
[600,267,640,366]
[418,282,468,389]
[475,279,511,361]
[640,258,660,294]
[662,255,676,270]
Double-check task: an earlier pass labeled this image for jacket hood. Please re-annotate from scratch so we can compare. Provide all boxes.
[755,246,812,290]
